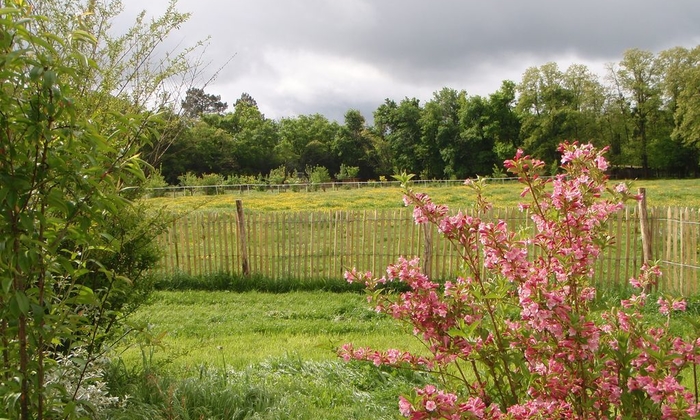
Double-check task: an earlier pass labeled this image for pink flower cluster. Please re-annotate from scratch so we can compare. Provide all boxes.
[341,143,700,419]
[338,343,431,368]
[398,386,497,419]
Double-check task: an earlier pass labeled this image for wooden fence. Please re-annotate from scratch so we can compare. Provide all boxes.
[153,206,700,295]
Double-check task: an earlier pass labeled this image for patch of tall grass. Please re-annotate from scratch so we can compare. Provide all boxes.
[104,356,429,419]
[153,271,409,293]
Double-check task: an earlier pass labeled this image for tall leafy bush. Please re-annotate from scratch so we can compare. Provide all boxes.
[342,143,699,419]
[0,4,169,418]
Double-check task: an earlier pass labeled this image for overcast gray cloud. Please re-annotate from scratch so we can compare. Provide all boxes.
[123,0,700,122]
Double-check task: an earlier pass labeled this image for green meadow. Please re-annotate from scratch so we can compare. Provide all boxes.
[144,178,700,213]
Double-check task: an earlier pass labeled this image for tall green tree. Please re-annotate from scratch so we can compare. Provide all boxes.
[276,114,339,172]
[562,64,607,144]
[610,49,664,175]
[332,109,373,178]
[663,46,700,175]
[229,95,279,175]
[602,63,634,166]
[452,80,523,176]
[373,97,423,175]
[170,94,281,177]
[181,87,228,118]
[161,121,237,181]
[486,80,522,161]
[419,88,466,179]
[457,94,498,177]
[517,63,579,165]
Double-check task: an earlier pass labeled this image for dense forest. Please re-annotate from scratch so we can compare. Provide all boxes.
[149,47,700,186]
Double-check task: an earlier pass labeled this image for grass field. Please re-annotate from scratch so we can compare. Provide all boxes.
[144,178,700,213]
[119,291,424,372]
[112,291,428,419]
[112,288,700,419]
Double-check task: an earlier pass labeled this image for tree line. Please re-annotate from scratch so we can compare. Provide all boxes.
[152,47,700,185]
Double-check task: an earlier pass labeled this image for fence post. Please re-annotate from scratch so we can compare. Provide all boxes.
[638,188,653,290]
[236,200,250,276]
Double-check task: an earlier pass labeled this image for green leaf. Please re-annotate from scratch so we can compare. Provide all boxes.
[29,65,43,81]
[447,327,468,339]
[46,188,69,216]
[0,8,23,15]
[15,291,29,315]
[70,29,97,45]
[42,70,57,90]
[70,285,97,305]
[1,277,11,294]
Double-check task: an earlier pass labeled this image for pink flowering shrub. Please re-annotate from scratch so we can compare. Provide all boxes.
[340,143,700,419]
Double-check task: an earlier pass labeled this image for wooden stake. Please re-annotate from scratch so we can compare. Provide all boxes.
[236,200,250,276]
[638,188,653,291]
[638,188,653,265]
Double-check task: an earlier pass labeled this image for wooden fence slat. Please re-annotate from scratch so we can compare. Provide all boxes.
[192,214,199,276]
[184,216,191,275]
[296,212,303,278]
[202,213,208,274]
[387,209,397,273]
[692,209,699,294]
[613,208,621,290]
[334,211,340,275]
[284,212,291,277]
[179,217,187,275]
[261,212,267,275]
[217,213,223,273]
[380,209,389,274]
[246,213,254,273]
[670,207,678,292]
[235,201,249,276]
[680,208,686,293]
[304,212,310,279]
[347,211,354,273]
[260,213,266,277]
[255,213,262,275]
[231,212,239,273]
[206,213,213,274]
[268,213,274,277]
[198,213,204,276]
[318,211,324,278]
[273,212,279,278]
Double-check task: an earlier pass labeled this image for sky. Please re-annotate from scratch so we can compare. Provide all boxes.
[121,0,700,123]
